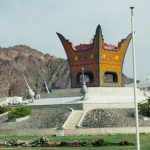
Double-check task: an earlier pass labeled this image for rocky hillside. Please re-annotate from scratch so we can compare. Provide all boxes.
[0,45,133,98]
[0,45,70,98]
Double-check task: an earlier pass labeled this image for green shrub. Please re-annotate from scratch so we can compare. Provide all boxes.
[0,106,9,114]
[138,101,150,117]
[119,140,134,146]
[8,107,31,120]
[30,137,49,146]
[91,139,105,146]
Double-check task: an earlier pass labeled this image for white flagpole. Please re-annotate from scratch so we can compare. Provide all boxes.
[130,7,140,150]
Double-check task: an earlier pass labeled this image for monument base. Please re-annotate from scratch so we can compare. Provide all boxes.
[28,87,146,110]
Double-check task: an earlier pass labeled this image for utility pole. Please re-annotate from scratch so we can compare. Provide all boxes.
[130,7,140,150]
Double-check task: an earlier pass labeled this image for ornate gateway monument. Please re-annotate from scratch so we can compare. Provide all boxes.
[28,25,146,135]
[57,25,132,88]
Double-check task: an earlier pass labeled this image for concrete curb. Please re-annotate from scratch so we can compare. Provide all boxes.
[9,115,30,122]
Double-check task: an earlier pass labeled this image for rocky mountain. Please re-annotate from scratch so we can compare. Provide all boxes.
[0,45,70,98]
[0,45,133,98]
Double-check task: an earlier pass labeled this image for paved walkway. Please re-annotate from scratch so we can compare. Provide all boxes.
[63,110,83,129]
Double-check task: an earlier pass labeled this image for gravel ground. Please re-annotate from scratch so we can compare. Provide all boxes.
[1,108,150,129]
[81,109,150,128]
[0,108,71,129]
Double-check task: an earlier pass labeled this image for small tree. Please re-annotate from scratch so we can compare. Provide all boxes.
[138,100,150,117]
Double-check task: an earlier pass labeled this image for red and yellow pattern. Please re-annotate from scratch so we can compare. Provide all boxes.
[57,25,132,88]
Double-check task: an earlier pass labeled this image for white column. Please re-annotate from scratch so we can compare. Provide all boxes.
[44,81,50,94]
[130,7,140,150]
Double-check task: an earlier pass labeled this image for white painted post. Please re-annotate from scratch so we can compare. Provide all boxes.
[23,74,35,102]
[44,80,50,94]
[130,7,140,150]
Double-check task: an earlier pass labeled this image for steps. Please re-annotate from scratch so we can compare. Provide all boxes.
[64,110,83,129]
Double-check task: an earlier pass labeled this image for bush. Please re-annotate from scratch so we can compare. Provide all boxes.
[8,107,31,120]
[119,140,134,146]
[30,137,49,147]
[0,136,135,147]
[0,106,10,114]
[91,139,105,146]
[80,140,93,147]
[138,101,150,117]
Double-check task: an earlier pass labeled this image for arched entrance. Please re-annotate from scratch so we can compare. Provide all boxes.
[104,71,118,83]
[76,71,94,84]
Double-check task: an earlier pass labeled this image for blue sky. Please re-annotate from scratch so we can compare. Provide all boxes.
[0,0,149,80]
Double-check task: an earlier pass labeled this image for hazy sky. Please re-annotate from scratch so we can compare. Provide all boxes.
[0,0,149,80]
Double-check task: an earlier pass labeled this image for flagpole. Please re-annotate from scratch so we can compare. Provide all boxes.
[130,7,140,150]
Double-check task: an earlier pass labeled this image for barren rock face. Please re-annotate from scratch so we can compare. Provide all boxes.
[0,45,132,98]
[0,45,70,98]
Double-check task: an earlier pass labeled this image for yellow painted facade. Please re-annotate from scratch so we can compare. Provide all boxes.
[99,32,132,86]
